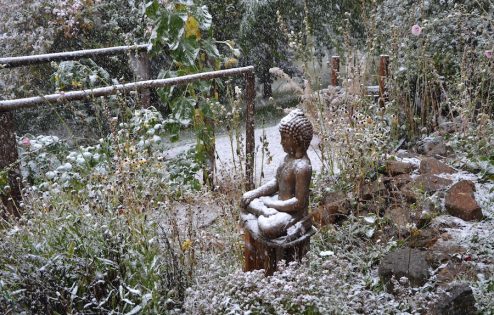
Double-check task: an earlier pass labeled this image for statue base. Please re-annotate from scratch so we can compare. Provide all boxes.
[242,213,316,276]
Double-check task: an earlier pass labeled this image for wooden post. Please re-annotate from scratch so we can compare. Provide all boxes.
[243,230,313,276]
[245,71,255,191]
[0,111,22,218]
[137,51,151,108]
[203,85,217,189]
[331,56,340,86]
[130,51,151,107]
[379,55,390,107]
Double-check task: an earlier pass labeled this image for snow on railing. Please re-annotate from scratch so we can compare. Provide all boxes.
[0,44,148,68]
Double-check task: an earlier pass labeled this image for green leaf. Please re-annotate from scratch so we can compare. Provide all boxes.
[177,39,200,66]
[168,14,185,50]
[202,40,220,58]
[145,0,159,18]
[195,5,212,30]
[0,170,8,187]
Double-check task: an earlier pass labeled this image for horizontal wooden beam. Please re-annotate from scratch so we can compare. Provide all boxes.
[0,66,255,111]
[0,44,149,69]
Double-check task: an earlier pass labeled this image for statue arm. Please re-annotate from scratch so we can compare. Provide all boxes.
[240,178,278,209]
[262,165,311,213]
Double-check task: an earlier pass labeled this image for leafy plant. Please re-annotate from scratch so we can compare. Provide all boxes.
[0,206,188,313]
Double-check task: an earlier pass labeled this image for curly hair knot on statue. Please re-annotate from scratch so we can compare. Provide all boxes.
[279,109,313,151]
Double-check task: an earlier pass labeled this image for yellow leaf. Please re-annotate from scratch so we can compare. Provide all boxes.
[71,80,82,88]
[185,16,201,40]
[194,108,204,126]
[224,57,239,69]
[181,239,193,251]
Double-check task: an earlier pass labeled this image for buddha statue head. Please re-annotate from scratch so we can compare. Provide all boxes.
[278,109,313,157]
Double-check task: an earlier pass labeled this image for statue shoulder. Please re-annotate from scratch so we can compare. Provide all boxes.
[294,157,312,175]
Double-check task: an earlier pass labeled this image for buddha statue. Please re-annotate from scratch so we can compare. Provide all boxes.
[240,109,313,241]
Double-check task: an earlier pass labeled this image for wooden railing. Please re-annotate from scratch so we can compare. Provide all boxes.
[0,46,256,217]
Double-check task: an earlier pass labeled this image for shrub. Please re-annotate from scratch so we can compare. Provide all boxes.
[0,207,188,314]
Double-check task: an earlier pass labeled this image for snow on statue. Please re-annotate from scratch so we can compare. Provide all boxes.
[240,109,313,241]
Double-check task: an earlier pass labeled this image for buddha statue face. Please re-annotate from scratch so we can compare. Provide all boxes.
[280,132,298,156]
[279,109,313,158]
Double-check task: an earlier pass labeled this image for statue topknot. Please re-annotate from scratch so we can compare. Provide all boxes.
[279,109,313,151]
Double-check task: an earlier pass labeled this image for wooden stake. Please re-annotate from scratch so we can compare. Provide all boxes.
[245,71,255,191]
[379,55,390,107]
[331,56,340,86]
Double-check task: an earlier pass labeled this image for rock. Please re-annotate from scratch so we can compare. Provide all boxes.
[419,157,455,175]
[401,175,452,202]
[385,207,411,233]
[428,240,467,268]
[396,150,420,159]
[312,192,350,226]
[445,180,483,221]
[385,160,415,176]
[412,174,453,192]
[438,121,460,134]
[436,263,477,287]
[386,174,412,189]
[360,179,386,200]
[170,200,221,229]
[418,137,449,157]
[430,215,467,230]
[426,142,448,157]
[378,247,430,292]
[408,227,441,249]
[430,283,477,315]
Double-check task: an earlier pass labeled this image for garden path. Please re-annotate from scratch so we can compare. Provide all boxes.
[163,124,324,185]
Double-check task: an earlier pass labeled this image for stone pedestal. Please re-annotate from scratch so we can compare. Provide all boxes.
[243,227,315,276]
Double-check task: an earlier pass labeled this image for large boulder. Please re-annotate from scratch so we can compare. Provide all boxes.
[430,283,477,315]
[445,180,483,221]
[419,157,455,175]
[378,247,430,292]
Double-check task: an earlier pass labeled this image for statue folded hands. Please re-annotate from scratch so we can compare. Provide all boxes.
[240,109,313,241]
